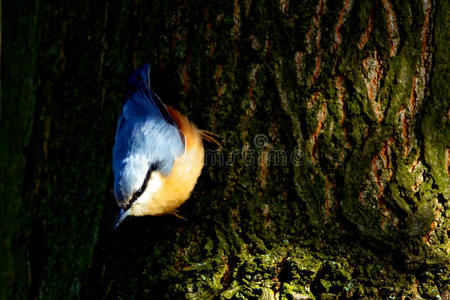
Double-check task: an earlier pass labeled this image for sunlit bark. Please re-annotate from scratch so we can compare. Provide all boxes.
[1,0,448,298]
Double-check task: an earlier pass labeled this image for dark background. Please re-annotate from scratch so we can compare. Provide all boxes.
[1,0,449,299]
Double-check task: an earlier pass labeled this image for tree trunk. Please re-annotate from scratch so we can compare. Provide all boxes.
[1,0,448,299]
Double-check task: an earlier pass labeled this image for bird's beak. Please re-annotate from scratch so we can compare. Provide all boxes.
[114,206,131,229]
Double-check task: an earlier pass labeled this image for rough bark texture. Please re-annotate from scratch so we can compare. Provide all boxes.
[1,0,449,299]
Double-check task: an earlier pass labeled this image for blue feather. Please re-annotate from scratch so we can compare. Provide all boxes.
[112,64,184,203]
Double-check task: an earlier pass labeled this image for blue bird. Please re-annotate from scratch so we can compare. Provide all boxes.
[112,64,219,228]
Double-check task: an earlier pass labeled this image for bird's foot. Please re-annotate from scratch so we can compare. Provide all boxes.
[172,210,188,221]
[200,130,222,147]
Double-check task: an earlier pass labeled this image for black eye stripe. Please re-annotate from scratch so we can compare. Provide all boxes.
[150,162,160,172]
[130,162,160,204]
[135,189,142,196]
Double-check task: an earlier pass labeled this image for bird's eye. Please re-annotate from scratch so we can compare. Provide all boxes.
[135,189,142,197]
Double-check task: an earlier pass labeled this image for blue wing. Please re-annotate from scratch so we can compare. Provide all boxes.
[116,63,179,133]
[112,64,184,202]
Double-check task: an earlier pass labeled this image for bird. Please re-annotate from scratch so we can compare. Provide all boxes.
[112,63,219,228]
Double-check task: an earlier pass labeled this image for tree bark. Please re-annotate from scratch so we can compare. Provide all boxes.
[1,0,448,299]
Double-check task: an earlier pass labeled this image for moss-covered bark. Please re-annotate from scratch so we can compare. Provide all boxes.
[1,0,448,299]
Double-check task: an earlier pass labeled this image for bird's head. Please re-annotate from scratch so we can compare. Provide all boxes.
[113,156,162,228]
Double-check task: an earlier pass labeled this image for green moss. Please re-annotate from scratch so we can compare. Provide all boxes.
[3,0,449,299]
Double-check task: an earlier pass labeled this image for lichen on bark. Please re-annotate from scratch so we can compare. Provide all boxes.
[1,0,448,299]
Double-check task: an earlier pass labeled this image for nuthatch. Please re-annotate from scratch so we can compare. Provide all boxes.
[112,63,219,228]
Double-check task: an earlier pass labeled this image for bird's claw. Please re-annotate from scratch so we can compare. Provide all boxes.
[172,210,188,221]
[200,130,222,147]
